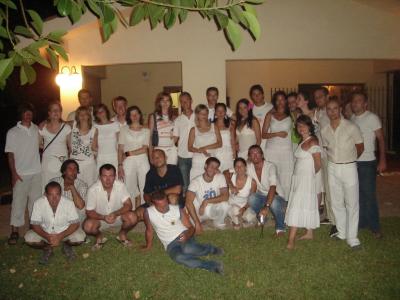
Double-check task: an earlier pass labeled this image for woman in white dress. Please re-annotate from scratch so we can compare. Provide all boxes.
[235,99,261,160]
[39,102,71,189]
[262,91,294,200]
[118,106,150,208]
[148,92,177,165]
[93,104,120,171]
[68,106,97,186]
[226,158,257,229]
[214,103,236,172]
[188,104,222,180]
[285,115,321,250]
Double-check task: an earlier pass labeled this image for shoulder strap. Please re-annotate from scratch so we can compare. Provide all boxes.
[153,113,158,131]
[42,123,66,154]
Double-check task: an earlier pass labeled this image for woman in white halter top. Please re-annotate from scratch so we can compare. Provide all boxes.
[234,99,261,160]
[188,104,222,180]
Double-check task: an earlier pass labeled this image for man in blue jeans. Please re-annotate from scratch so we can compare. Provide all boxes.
[246,145,287,237]
[142,190,224,274]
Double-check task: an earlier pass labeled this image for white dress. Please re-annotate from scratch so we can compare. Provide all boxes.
[228,174,252,225]
[70,126,97,186]
[155,113,177,165]
[215,128,234,172]
[95,122,120,171]
[40,123,71,189]
[236,125,257,160]
[311,110,325,194]
[264,115,294,200]
[285,142,321,229]
[190,124,218,180]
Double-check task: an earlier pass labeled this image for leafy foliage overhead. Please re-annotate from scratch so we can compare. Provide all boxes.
[0,0,264,88]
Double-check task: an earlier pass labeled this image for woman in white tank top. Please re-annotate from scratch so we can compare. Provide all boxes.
[39,102,71,190]
[93,104,120,171]
[235,99,261,160]
[226,158,257,229]
[118,106,150,208]
[262,91,294,200]
[68,106,97,186]
[148,92,177,165]
[213,103,236,172]
[188,104,222,180]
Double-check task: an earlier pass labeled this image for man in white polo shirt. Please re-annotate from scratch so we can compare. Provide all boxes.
[111,96,128,127]
[186,157,229,234]
[83,164,138,250]
[24,181,85,265]
[173,92,195,194]
[321,98,364,249]
[351,92,386,239]
[5,102,42,245]
[206,87,233,122]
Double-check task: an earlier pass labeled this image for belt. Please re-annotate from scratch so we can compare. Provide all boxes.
[332,161,355,165]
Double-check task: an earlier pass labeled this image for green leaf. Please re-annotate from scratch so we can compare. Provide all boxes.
[20,65,28,85]
[0,57,14,82]
[0,39,3,51]
[46,48,58,69]
[179,9,187,23]
[57,0,73,17]
[110,13,118,32]
[225,19,242,50]
[20,63,36,85]
[229,6,248,27]
[14,25,34,38]
[242,11,260,40]
[50,44,69,61]
[46,30,67,43]
[28,40,48,50]
[70,2,83,24]
[101,23,112,42]
[101,3,115,24]
[245,0,264,4]
[147,4,164,29]
[214,12,228,29]
[164,8,176,29]
[86,0,103,19]
[0,0,17,10]
[0,25,8,38]
[119,0,139,6]
[130,4,145,26]
[243,4,257,17]
[27,10,43,35]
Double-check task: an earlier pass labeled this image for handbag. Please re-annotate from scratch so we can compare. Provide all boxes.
[40,123,66,161]
[151,113,159,147]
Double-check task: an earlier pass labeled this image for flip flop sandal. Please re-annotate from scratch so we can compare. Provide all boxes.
[116,236,133,248]
[91,237,108,251]
[8,232,19,245]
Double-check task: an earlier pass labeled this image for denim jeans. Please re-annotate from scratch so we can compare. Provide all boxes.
[178,156,192,194]
[248,192,286,231]
[357,160,380,231]
[167,236,220,272]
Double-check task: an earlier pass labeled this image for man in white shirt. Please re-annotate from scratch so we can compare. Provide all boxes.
[186,157,229,234]
[173,92,195,194]
[111,96,128,127]
[250,85,273,151]
[24,181,85,265]
[206,87,233,122]
[351,92,386,239]
[142,190,224,274]
[5,103,42,245]
[321,99,364,249]
[83,164,138,250]
[50,159,88,222]
[246,145,286,236]
[67,89,94,122]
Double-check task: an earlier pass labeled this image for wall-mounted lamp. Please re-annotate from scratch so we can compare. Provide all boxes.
[55,66,82,88]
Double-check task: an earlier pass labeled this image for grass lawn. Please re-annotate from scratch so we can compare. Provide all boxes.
[1,218,399,300]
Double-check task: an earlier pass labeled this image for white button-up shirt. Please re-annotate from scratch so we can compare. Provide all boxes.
[321,118,363,163]
[86,180,130,215]
[173,112,195,158]
[30,196,79,234]
[247,161,284,198]
[4,122,41,175]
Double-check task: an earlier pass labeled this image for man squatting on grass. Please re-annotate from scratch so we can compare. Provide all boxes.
[143,190,224,274]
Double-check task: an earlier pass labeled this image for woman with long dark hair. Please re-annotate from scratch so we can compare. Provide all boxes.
[262,91,294,200]
[213,103,236,172]
[235,99,261,160]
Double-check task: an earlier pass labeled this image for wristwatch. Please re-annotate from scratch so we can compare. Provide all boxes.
[264,203,271,209]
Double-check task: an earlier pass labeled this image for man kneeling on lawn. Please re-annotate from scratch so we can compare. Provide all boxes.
[83,164,138,250]
[25,181,85,264]
[143,190,224,274]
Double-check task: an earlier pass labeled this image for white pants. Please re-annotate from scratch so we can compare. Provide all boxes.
[322,156,335,224]
[25,228,86,244]
[11,173,42,227]
[77,160,97,187]
[156,146,177,165]
[196,202,229,227]
[328,162,360,247]
[123,154,150,206]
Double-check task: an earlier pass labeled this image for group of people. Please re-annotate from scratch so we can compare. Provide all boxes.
[4,84,386,274]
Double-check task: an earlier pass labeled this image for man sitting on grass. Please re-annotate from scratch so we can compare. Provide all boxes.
[83,164,138,250]
[143,190,224,274]
[24,181,85,265]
